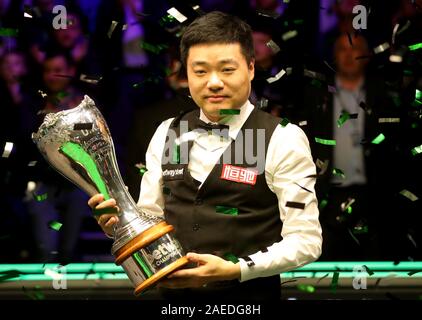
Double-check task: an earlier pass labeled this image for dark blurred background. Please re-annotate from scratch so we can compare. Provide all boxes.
[0,0,421,265]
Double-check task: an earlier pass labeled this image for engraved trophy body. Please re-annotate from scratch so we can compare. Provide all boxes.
[32,95,188,295]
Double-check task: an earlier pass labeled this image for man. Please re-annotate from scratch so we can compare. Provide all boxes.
[304,33,401,260]
[89,11,322,299]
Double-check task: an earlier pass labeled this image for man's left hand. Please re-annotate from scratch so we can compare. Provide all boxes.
[157,252,241,289]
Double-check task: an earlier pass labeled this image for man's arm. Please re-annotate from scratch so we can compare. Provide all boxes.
[137,118,175,216]
[238,123,323,282]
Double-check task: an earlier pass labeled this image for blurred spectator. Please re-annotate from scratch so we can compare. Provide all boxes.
[304,33,402,260]
[125,52,197,199]
[51,8,89,68]
[0,50,39,262]
[26,50,89,264]
[41,50,83,111]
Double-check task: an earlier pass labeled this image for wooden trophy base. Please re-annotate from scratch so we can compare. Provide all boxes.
[114,221,189,296]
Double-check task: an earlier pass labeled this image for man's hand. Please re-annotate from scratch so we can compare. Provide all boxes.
[158,252,241,289]
[88,194,119,236]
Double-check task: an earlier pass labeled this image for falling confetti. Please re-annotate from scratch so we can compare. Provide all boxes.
[285,201,305,209]
[167,7,188,23]
[378,118,400,123]
[330,271,339,293]
[408,43,422,51]
[33,193,48,202]
[297,284,315,293]
[373,42,390,54]
[215,206,238,215]
[219,109,240,115]
[363,265,374,276]
[107,20,119,38]
[48,221,62,231]
[411,144,422,156]
[399,189,419,201]
[0,28,18,37]
[315,137,336,145]
[282,30,298,41]
[266,69,286,83]
[223,253,239,263]
[371,133,385,144]
[280,118,290,127]
[266,40,280,53]
[332,168,345,179]
[2,142,14,158]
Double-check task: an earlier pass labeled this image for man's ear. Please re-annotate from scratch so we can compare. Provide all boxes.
[249,59,255,81]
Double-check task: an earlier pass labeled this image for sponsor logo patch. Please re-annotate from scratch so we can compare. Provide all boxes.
[220,164,258,185]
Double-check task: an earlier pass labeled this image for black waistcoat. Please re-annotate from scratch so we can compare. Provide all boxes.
[161,107,283,259]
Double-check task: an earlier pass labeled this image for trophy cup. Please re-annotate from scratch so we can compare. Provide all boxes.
[32,95,189,295]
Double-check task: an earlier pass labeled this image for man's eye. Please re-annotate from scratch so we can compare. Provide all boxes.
[222,68,235,73]
[194,70,206,75]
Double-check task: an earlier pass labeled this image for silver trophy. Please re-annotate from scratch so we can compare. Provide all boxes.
[32,95,188,295]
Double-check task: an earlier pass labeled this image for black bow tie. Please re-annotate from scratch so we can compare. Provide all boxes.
[192,118,230,138]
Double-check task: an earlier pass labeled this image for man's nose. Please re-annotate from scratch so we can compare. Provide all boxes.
[207,72,224,90]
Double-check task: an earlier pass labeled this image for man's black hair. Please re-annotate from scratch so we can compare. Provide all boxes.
[180,11,255,67]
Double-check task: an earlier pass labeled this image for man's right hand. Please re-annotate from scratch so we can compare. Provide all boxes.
[88,194,119,237]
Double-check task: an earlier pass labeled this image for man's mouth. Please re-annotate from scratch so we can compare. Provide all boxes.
[206,95,228,103]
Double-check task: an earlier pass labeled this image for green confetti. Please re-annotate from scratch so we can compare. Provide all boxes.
[347,206,352,214]
[22,285,45,300]
[56,91,69,99]
[408,270,422,276]
[279,118,290,128]
[140,41,168,54]
[297,284,315,293]
[399,189,419,201]
[310,79,322,88]
[215,206,238,216]
[353,224,369,234]
[33,193,48,202]
[330,271,339,293]
[408,43,422,51]
[219,109,240,115]
[0,270,21,282]
[0,28,18,37]
[363,265,374,276]
[411,145,422,156]
[315,137,336,145]
[416,89,422,101]
[48,221,62,231]
[319,199,328,209]
[337,111,350,127]
[92,207,118,216]
[223,253,239,263]
[371,133,385,144]
[139,167,148,175]
[332,168,345,179]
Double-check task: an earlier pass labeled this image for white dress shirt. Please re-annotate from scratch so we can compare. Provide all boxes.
[137,100,322,282]
[332,77,367,186]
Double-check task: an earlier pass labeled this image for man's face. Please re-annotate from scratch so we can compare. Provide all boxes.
[43,56,74,93]
[54,13,82,49]
[334,35,368,78]
[186,43,254,121]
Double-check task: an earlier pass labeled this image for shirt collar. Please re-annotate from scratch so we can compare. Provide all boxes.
[199,100,254,140]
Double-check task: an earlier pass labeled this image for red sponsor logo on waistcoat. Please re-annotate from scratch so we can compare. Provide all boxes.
[220,164,258,185]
